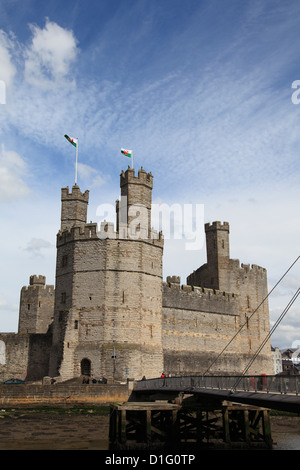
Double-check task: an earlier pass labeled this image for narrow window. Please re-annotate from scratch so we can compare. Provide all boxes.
[62,255,68,267]
[61,292,66,303]
[74,320,78,329]
[27,304,30,311]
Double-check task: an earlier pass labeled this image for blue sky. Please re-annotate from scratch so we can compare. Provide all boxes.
[0,0,299,350]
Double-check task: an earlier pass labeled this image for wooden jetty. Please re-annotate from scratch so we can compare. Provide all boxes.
[109,400,272,450]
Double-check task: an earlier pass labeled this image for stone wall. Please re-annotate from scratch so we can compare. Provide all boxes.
[0,332,52,382]
[162,280,274,376]
[0,383,129,405]
[0,334,29,381]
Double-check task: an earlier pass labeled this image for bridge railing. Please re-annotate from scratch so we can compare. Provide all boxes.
[135,375,299,395]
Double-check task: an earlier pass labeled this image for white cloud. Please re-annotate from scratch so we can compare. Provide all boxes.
[24,18,78,88]
[0,30,16,87]
[0,145,31,202]
[24,238,53,257]
[77,162,107,188]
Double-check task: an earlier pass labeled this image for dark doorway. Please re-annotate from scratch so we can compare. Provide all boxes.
[81,358,91,376]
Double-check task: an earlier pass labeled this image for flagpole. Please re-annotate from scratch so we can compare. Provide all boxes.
[131,152,133,169]
[75,138,78,185]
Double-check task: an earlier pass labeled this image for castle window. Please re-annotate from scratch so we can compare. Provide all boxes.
[222,239,225,249]
[74,320,78,329]
[61,292,66,303]
[27,304,30,311]
[62,255,68,267]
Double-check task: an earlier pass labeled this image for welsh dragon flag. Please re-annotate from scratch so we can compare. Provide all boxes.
[121,148,132,158]
[64,134,78,148]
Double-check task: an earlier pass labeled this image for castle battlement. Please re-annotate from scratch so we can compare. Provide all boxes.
[205,221,229,232]
[163,279,237,300]
[61,185,89,202]
[120,167,153,188]
[30,275,46,286]
[21,275,54,294]
[22,284,55,294]
[57,222,98,244]
[57,220,164,246]
[229,259,267,275]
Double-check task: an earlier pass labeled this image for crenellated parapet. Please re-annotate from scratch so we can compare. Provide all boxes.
[57,220,164,247]
[61,185,89,203]
[22,275,54,294]
[120,166,153,189]
[205,221,229,232]
[57,222,99,246]
[163,276,238,316]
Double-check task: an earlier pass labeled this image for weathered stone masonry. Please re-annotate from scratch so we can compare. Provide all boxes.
[0,167,274,382]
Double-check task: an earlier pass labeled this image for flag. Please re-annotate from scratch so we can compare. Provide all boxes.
[121,148,132,158]
[64,134,78,148]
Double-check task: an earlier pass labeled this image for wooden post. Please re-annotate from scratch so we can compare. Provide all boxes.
[262,409,272,449]
[196,410,202,444]
[243,409,250,444]
[222,407,231,444]
[121,409,126,444]
[146,410,151,444]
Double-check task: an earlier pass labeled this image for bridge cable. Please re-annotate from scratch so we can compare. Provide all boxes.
[202,255,300,376]
[230,287,300,392]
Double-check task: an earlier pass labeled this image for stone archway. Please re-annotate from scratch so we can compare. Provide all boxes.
[81,358,91,376]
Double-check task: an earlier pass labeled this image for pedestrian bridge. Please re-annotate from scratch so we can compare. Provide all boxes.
[133,375,300,413]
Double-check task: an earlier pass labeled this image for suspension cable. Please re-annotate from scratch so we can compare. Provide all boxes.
[203,255,299,376]
[230,287,300,392]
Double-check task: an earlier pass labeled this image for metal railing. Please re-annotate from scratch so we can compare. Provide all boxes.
[135,375,299,395]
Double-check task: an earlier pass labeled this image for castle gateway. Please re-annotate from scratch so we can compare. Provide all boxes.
[0,167,274,382]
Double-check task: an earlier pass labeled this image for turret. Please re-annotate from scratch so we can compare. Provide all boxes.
[18,275,54,334]
[187,221,230,291]
[60,185,89,231]
[117,167,153,239]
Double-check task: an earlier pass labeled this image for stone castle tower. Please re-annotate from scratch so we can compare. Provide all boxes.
[0,166,274,383]
[49,167,164,381]
[18,275,54,334]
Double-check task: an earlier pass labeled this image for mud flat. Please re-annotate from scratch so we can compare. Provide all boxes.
[0,407,299,450]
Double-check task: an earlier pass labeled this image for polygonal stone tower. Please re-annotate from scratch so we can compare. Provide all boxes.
[18,275,54,334]
[49,167,164,382]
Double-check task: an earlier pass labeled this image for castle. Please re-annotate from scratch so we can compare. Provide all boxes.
[0,167,274,382]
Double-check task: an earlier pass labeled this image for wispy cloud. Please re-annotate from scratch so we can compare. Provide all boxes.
[24,238,53,257]
[0,145,31,202]
[24,18,78,89]
[77,162,107,188]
